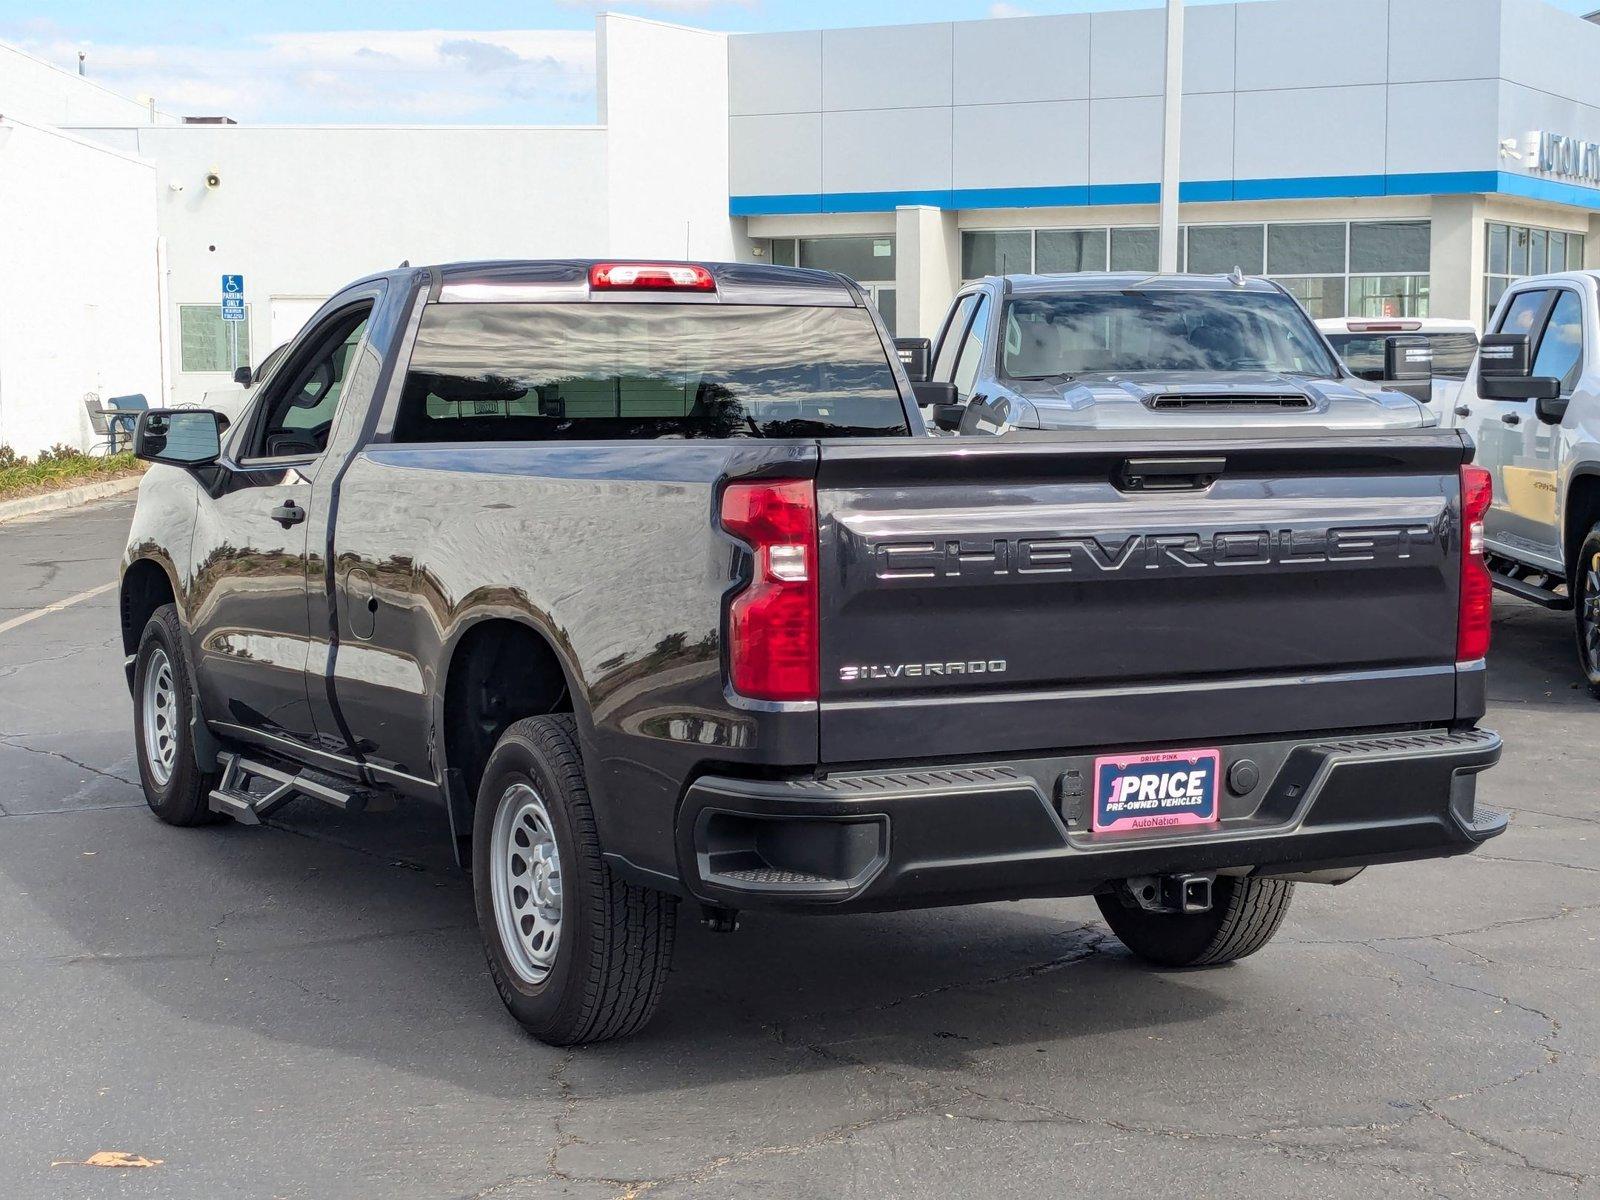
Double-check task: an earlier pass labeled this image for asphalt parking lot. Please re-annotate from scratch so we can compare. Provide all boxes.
[1,497,1596,1200]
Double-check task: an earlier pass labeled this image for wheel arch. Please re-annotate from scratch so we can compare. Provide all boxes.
[1563,464,1600,582]
[119,555,180,666]
[435,612,580,816]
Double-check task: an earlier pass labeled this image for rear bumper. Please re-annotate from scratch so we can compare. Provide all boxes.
[674,728,1504,912]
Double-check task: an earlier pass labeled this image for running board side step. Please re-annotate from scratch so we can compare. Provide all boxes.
[1489,568,1572,610]
[208,753,369,825]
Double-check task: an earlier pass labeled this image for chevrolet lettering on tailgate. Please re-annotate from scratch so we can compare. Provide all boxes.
[872,523,1441,581]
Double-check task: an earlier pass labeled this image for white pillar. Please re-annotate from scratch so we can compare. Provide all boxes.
[1428,196,1484,325]
[1158,0,1184,274]
[895,205,961,338]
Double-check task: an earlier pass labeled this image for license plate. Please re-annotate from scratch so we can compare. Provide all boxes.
[1092,748,1221,833]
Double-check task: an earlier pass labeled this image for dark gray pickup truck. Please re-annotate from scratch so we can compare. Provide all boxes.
[120,259,1504,1046]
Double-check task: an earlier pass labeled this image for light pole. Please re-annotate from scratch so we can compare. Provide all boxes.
[1159,0,1184,274]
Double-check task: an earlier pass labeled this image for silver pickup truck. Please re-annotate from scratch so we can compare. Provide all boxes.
[900,273,1434,434]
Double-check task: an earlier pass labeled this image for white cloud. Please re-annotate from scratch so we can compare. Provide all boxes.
[11,28,599,124]
[988,2,1033,16]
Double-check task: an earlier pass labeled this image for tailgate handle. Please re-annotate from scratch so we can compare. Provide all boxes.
[1116,456,1226,492]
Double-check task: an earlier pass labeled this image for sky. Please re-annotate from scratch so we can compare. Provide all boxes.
[3,0,1598,125]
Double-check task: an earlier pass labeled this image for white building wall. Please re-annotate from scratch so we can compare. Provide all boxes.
[0,119,161,456]
[70,123,611,405]
[598,15,737,261]
[728,0,1532,204]
[0,39,174,127]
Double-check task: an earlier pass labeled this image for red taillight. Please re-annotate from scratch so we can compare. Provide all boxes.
[721,479,818,702]
[1458,464,1493,662]
[589,262,714,291]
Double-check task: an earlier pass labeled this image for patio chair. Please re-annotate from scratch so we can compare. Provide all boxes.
[83,394,119,457]
[106,394,149,450]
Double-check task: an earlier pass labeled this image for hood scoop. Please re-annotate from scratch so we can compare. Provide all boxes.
[1145,392,1315,412]
[1102,374,1320,413]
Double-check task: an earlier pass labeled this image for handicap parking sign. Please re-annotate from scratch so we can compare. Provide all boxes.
[221,274,245,320]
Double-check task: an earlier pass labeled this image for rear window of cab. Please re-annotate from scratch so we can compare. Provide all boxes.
[393,302,910,442]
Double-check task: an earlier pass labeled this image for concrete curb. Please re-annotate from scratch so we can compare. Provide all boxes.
[0,475,143,525]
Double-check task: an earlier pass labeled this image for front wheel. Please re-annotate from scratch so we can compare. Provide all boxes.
[1096,876,1294,968]
[472,715,676,1045]
[1572,526,1600,698]
[132,604,222,826]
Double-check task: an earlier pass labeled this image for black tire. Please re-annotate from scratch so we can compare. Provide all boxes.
[132,603,222,826]
[472,715,676,1046]
[1096,876,1294,968]
[1572,525,1600,698]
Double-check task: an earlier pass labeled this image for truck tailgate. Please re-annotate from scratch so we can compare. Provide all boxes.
[816,431,1470,764]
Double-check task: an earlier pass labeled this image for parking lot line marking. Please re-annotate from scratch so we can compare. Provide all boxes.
[0,581,117,637]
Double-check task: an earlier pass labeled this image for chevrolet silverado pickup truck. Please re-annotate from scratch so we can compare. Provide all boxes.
[1447,270,1600,692]
[121,259,1504,1046]
[900,273,1435,434]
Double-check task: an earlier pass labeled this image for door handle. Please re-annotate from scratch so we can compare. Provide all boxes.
[1454,405,1472,418]
[270,500,305,529]
[1501,413,1522,426]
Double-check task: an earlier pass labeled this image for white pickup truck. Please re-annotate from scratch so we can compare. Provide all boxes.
[1447,270,1600,692]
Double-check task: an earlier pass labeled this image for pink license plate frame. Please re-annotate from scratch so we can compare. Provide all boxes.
[1091,748,1222,833]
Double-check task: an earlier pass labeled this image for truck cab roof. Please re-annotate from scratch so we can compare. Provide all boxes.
[351,259,866,308]
[985,271,1286,297]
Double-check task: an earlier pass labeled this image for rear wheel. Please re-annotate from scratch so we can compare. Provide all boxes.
[472,715,676,1045]
[1096,876,1294,968]
[1573,526,1600,698]
[132,604,222,826]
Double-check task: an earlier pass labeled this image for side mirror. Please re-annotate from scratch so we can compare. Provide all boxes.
[895,337,932,384]
[1380,335,1433,403]
[1536,394,1571,425]
[133,409,223,468]
[1477,332,1561,400]
[912,381,964,431]
[232,365,253,387]
[1384,335,1431,382]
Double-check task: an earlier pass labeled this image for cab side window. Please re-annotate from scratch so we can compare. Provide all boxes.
[932,294,978,384]
[247,305,372,459]
[1532,291,1584,395]
[1496,289,1548,338]
[950,295,989,398]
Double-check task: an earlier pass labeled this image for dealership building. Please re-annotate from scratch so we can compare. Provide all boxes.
[4,0,1600,450]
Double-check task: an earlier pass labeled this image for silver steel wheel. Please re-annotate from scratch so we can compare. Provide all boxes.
[490,782,564,985]
[141,646,180,787]
[1584,553,1600,671]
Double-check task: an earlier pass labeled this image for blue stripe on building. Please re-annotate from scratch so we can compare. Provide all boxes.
[729,172,1600,217]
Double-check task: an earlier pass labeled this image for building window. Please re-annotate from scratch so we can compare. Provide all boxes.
[1265,223,1347,319]
[1187,224,1264,275]
[798,235,895,281]
[961,229,1031,278]
[961,220,1429,319]
[1109,227,1161,273]
[179,304,251,373]
[1035,229,1107,273]
[1484,222,1586,324]
[1349,275,1430,319]
[1345,221,1430,318]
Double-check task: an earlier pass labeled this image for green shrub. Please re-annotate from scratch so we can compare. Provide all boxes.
[0,449,143,501]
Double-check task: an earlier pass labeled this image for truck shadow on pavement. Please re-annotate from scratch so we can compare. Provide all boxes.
[5,782,1228,1102]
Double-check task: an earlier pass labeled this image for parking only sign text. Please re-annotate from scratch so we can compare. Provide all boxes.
[221,274,245,321]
